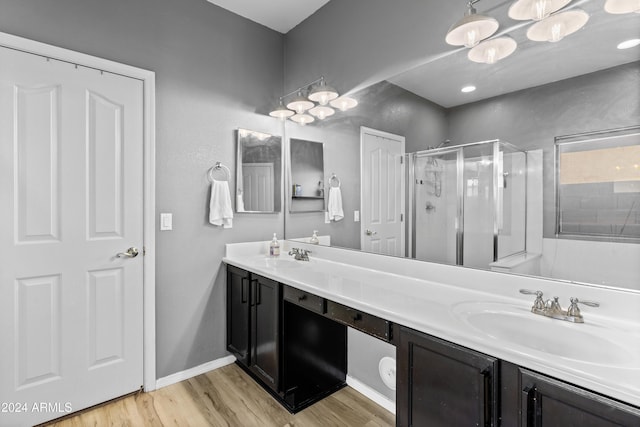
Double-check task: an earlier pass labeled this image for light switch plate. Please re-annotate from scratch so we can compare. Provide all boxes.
[354,210,360,222]
[160,213,172,231]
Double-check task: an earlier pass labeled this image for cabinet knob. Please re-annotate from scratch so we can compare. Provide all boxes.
[298,294,307,302]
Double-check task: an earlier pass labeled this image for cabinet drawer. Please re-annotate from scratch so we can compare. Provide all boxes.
[325,301,390,341]
[283,286,325,315]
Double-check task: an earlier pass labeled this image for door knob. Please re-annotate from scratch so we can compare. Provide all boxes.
[365,229,378,236]
[117,247,139,258]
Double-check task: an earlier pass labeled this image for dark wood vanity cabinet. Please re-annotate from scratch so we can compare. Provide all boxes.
[228,264,640,424]
[226,264,251,365]
[249,274,281,391]
[519,369,640,426]
[396,325,498,427]
[226,265,280,392]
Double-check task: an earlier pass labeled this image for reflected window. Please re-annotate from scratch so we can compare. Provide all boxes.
[556,127,640,240]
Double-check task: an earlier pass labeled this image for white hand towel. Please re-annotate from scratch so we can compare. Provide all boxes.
[209,180,233,228]
[328,186,344,221]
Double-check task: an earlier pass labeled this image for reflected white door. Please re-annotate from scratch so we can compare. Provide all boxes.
[361,127,405,256]
[0,46,144,426]
[242,162,274,212]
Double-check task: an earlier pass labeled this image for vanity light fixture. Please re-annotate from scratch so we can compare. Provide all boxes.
[269,76,357,125]
[307,77,339,105]
[526,10,589,43]
[286,90,315,114]
[269,98,295,120]
[309,105,335,120]
[290,113,315,126]
[330,96,358,111]
[617,38,640,49]
[604,0,640,14]
[446,0,499,48]
[508,0,572,21]
[468,36,518,64]
[461,85,477,93]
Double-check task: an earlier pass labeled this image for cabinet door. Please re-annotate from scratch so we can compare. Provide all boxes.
[226,265,251,365]
[520,369,640,426]
[397,326,498,427]
[249,274,281,392]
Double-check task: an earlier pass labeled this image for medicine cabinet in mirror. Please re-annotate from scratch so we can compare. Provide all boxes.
[236,128,282,213]
[289,138,325,213]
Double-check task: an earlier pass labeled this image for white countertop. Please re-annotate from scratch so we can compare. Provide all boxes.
[224,241,640,408]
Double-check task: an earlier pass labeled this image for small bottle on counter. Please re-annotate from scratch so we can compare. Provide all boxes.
[310,230,319,245]
[269,233,280,257]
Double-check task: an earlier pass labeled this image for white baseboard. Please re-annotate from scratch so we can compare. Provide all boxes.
[156,355,236,389]
[346,375,396,414]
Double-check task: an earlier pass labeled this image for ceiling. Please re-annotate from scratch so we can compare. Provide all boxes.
[206,0,331,33]
[207,0,639,107]
[388,0,640,108]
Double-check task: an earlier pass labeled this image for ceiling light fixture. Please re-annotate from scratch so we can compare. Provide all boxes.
[604,0,640,14]
[468,36,518,64]
[617,38,640,49]
[446,0,499,48]
[508,0,572,21]
[269,76,357,125]
[526,10,589,43]
[461,85,477,93]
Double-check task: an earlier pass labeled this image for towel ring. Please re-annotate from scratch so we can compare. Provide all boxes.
[329,173,341,188]
[208,161,230,182]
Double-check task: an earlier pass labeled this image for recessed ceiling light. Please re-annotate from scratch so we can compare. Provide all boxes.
[617,39,640,49]
[461,85,477,93]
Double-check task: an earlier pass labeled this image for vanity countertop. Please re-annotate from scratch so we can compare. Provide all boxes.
[223,241,640,408]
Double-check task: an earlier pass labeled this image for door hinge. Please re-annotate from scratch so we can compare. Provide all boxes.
[143,246,146,256]
[401,213,404,222]
[400,156,404,164]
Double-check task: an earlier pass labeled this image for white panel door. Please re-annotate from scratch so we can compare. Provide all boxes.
[361,127,405,256]
[0,46,144,426]
[242,162,274,212]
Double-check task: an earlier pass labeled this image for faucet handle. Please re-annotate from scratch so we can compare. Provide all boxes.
[567,297,600,317]
[520,289,545,311]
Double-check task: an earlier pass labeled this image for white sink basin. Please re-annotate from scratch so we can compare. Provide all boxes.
[452,302,638,366]
[260,256,304,269]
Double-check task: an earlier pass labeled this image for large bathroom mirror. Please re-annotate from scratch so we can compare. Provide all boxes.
[283,0,640,292]
[236,128,282,213]
[289,138,325,213]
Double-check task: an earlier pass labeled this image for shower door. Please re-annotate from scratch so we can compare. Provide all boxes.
[412,149,463,265]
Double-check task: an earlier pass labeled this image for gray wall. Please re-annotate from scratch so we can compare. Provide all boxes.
[1,0,285,378]
[284,0,483,95]
[446,62,640,237]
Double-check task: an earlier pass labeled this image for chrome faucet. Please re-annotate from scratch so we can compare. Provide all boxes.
[519,289,599,323]
[288,248,311,261]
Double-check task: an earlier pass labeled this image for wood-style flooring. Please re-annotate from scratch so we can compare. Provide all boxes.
[44,363,395,426]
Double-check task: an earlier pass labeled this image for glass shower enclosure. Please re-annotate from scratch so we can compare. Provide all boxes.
[408,140,527,269]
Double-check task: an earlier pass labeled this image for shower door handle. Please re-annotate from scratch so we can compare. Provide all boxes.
[365,229,378,236]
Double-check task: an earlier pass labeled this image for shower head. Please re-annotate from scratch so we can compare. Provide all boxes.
[429,139,451,150]
[436,139,451,148]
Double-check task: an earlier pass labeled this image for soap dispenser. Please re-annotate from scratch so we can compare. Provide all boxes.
[310,230,319,245]
[269,233,280,257]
